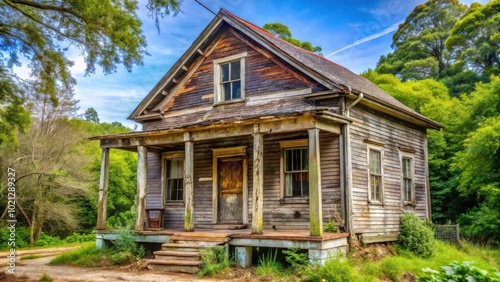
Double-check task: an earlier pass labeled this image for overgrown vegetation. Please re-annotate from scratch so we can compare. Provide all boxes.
[0,227,95,250]
[198,245,232,277]
[250,240,498,281]
[399,212,435,258]
[418,261,500,281]
[50,229,144,267]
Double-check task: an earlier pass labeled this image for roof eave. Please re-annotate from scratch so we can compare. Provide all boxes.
[128,15,225,121]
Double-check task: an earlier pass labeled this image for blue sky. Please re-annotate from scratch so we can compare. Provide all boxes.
[71,0,484,128]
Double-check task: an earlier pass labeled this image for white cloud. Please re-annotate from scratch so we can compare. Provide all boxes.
[325,20,403,58]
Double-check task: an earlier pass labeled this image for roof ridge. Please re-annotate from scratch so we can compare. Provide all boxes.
[220,9,356,80]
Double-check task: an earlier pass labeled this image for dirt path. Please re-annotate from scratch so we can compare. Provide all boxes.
[0,246,256,282]
[1,256,223,281]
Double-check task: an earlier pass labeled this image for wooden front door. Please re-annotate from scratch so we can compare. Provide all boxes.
[218,157,244,224]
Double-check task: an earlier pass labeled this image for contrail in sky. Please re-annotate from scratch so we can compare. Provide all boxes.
[325,20,404,58]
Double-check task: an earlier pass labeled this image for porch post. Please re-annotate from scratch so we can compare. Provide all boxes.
[97,148,110,230]
[308,128,323,236]
[135,145,147,231]
[184,133,195,231]
[252,130,264,234]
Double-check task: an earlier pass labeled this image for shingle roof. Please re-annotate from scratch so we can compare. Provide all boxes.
[220,9,443,129]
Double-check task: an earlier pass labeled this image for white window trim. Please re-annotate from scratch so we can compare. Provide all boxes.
[161,151,185,205]
[279,139,309,202]
[400,151,415,205]
[213,52,247,104]
[366,143,384,205]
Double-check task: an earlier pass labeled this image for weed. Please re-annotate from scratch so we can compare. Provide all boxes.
[324,221,338,233]
[256,249,284,277]
[112,229,145,260]
[198,245,232,277]
[381,257,406,281]
[39,272,53,282]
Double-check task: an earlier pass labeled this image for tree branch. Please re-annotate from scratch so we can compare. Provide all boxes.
[6,0,83,19]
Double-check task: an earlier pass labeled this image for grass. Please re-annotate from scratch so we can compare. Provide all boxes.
[355,240,499,281]
[251,241,499,281]
[39,272,53,282]
[198,245,233,277]
[49,246,109,267]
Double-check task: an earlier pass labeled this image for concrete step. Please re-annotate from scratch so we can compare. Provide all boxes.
[147,259,201,274]
[153,250,200,261]
[161,243,202,252]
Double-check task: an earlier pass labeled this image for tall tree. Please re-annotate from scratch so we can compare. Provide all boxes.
[446,0,500,76]
[0,0,181,145]
[263,22,322,54]
[376,0,466,80]
[84,107,100,124]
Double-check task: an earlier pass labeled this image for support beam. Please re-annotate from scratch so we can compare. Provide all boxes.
[252,132,264,234]
[135,146,147,231]
[184,133,195,231]
[308,128,323,236]
[97,148,110,230]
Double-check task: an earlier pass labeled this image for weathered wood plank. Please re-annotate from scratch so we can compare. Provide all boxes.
[135,146,147,231]
[252,132,264,234]
[308,128,323,236]
[184,133,194,231]
[97,148,110,230]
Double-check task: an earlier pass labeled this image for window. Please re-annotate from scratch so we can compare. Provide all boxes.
[366,142,384,203]
[220,61,241,100]
[284,147,309,197]
[162,152,184,203]
[400,152,414,204]
[213,52,246,103]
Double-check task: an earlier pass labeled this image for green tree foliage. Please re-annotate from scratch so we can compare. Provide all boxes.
[0,0,181,145]
[377,0,466,80]
[263,22,322,54]
[84,107,100,124]
[446,0,500,76]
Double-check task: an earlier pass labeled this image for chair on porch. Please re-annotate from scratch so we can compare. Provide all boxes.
[146,208,165,230]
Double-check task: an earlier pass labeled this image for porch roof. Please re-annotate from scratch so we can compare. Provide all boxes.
[89,106,351,146]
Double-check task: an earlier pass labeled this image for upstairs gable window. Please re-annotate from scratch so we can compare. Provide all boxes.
[213,52,246,104]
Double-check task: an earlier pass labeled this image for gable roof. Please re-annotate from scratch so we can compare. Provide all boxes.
[129,9,443,130]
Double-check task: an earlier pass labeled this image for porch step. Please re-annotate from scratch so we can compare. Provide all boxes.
[148,233,230,274]
[153,250,200,261]
[146,259,201,274]
[161,243,203,252]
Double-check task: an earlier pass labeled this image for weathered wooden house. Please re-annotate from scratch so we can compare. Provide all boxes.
[91,9,442,271]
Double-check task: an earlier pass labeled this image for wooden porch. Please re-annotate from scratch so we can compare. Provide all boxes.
[96,228,349,270]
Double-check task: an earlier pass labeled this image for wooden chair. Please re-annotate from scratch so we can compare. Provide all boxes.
[146,208,165,230]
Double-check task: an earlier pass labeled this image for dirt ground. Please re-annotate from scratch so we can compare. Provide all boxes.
[1,253,259,282]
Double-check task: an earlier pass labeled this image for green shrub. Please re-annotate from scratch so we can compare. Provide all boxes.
[50,246,107,267]
[198,245,232,277]
[304,257,360,282]
[63,233,95,243]
[418,261,500,282]
[399,212,435,258]
[283,247,309,270]
[112,229,144,259]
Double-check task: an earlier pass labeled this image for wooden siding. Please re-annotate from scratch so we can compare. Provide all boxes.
[140,27,320,123]
[145,131,341,231]
[349,105,428,234]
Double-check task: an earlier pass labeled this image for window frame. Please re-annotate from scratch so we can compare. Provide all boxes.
[162,151,185,205]
[279,139,309,201]
[366,143,384,204]
[400,151,415,205]
[213,52,247,104]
